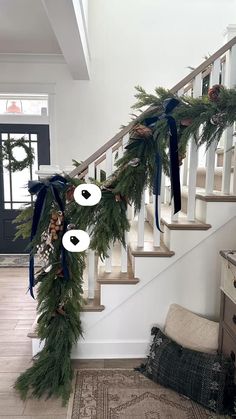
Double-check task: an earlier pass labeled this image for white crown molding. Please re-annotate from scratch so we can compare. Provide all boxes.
[0,53,65,64]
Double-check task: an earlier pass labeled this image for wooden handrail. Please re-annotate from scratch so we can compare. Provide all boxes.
[69,36,236,178]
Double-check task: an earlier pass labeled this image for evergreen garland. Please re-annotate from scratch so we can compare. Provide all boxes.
[14,84,236,405]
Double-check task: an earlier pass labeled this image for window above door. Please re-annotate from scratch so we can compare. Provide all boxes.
[0,93,48,116]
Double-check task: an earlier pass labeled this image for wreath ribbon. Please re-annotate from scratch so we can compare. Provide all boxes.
[28,175,69,298]
[144,97,181,231]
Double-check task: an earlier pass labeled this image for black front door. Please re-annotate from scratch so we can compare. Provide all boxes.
[0,124,50,253]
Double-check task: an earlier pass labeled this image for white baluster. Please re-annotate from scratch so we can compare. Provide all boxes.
[205,58,221,195]
[118,139,123,159]
[161,172,166,204]
[222,44,236,194]
[205,141,217,194]
[187,73,202,221]
[121,230,128,273]
[122,133,129,148]
[145,187,150,205]
[171,200,179,222]
[153,194,161,247]
[137,193,145,247]
[105,148,113,272]
[88,161,95,180]
[210,57,221,85]
[182,145,189,186]
[187,137,198,220]
[127,203,134,221]
[88,251,96,299]
[96,164,101,182]
[232,136,236,195]
[120,136,128,272]
[106,148,113,175]
[177,87,185,97]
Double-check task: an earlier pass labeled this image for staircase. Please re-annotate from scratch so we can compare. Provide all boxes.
[31,36,236,359]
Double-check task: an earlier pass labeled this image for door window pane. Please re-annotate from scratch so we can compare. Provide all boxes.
[1,133,38,209]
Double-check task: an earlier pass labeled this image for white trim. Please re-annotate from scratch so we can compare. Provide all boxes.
[0,82,55,95]
[0,115,49,125]
[32,338,149,358]
[0,54,65,64]
[79,0,90,59]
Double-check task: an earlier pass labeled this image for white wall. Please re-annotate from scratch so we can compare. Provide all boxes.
[0,0,235,168]
[75,216,236,358]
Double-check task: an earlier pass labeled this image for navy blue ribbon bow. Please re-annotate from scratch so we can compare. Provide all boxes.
[28,174,69,298]
[144,97,181,231]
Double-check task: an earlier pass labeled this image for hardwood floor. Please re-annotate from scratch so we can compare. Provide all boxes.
[0,268,68,419]
[0,267,145,419]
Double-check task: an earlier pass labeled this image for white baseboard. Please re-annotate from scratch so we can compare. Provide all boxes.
[32,338,149,359]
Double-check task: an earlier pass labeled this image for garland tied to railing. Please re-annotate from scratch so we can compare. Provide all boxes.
[28,175,69,298]
[13,84,236,404]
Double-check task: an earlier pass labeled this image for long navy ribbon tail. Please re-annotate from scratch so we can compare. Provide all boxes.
[28,175,68,298]
[153,152,163,232]
[166,115,181,214]
[29,187,47,299]
[51,184,69,280]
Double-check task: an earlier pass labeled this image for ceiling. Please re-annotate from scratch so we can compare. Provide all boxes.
[0,0,62,54]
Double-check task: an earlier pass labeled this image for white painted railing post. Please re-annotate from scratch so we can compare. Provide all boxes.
[87,162,96,299]
[205,141,217,194]
[187,73,202,221]
[182,145,189,186]
[121,230,128,273]
[137,192,145,247]
[222,43,236,194]
[87,251,96,299]
[160,172,166,203]
[105,148,113,272]
[205,58,221,195]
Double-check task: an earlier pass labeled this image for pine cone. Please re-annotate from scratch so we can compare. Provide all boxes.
[131,124,153,139]
[208,84,223,102]
[180,118,192,127]
[66,185,76,202]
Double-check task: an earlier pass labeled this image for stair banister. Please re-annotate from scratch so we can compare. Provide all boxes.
[61,36,236,302]
[69,36,236,180]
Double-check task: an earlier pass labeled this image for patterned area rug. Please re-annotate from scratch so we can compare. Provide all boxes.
[71,369,230,419]
[0,254,40,267]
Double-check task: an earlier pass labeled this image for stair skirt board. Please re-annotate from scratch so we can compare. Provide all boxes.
[32,338,149,359]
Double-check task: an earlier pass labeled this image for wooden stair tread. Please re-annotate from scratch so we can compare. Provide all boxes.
[98,266,139,284]
[129,220,174,257]
[146,204,211,230]
[182,186,236,202]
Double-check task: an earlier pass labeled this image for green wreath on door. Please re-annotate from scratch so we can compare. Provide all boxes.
[1,137,35,172]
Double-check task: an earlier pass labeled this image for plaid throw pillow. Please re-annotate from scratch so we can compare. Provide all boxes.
[137,327,235,414]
